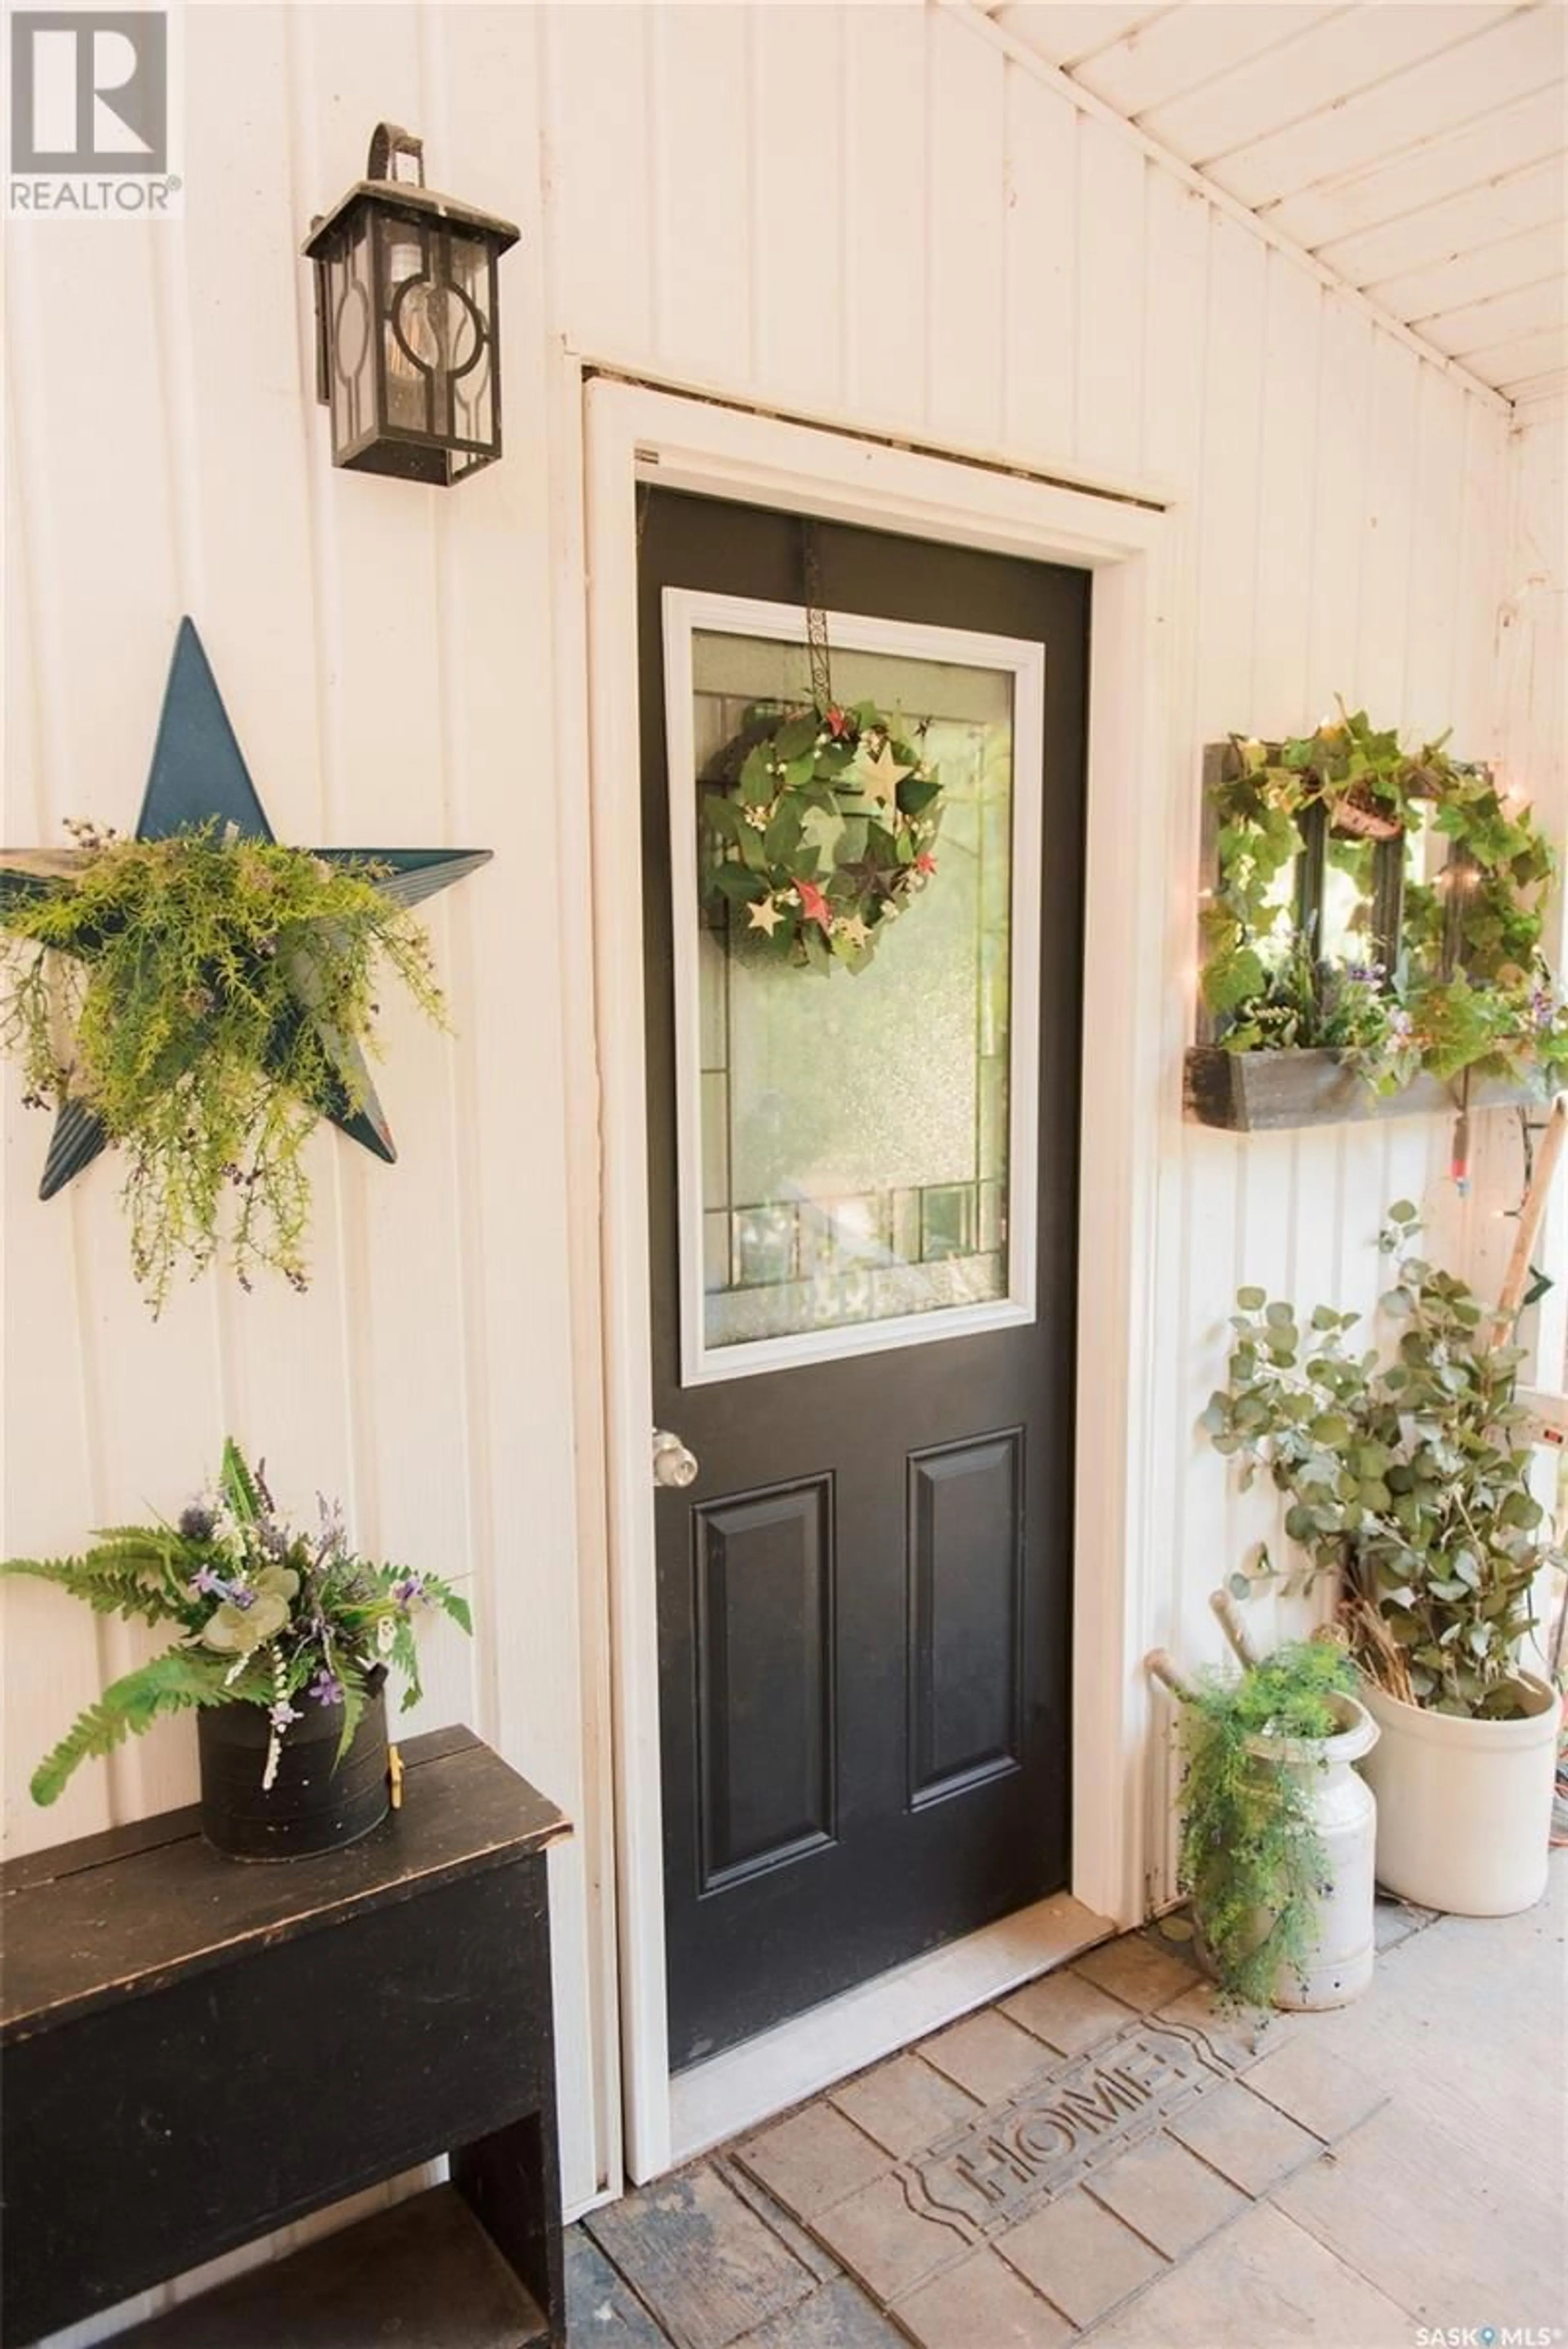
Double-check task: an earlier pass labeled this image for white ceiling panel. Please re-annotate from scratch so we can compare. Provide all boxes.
[1463,321,1568,378]
[1207,8,1562,209]
[1070,6,1343,125]
[1502,363,1567,399]
[1317,153,1566,285]
[1262,85,1566,252]
[1363,218,1565,321]
[983,0,1568,403]
[1138,6,1510,171]
[1417,269,1567,354]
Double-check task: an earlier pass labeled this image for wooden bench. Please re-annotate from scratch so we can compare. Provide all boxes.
[1,1727,570,2348]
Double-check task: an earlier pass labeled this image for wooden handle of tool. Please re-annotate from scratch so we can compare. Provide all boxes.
[1492,1093,1568,1341]
[1209,1588,1260,1670]
[1145,1649,1196,1704]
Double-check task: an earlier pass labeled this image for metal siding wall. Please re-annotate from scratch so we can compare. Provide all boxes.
[2,5,1532,2334]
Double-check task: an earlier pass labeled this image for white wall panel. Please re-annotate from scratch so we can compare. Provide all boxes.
[3,6,1534,2336]
[926,5,1008,446]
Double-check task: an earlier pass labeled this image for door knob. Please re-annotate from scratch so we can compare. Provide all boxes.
[652,1428,699,1489]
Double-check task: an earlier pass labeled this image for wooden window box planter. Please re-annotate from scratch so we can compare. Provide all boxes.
[1183,1045,1537,1134]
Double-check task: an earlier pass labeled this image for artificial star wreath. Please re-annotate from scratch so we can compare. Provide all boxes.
[702,699,944,973]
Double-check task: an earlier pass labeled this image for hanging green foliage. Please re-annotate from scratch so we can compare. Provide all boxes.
[1176,1639,1358,2011]
[0,822,445,1311]
[1201,705,1568,1094]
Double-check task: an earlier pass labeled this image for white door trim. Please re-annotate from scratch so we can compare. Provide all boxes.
[582,376,1175,2184]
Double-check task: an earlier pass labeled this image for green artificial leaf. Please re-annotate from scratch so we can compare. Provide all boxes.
[712,866,766,904]
[29,1647,231,1806]
[763,801,805,866]
[334,1676,366,1768]
[799,805,845,873]
[771,714,819,760]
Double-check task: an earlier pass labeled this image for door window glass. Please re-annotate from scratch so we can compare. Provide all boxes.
[667,595,1045,1383]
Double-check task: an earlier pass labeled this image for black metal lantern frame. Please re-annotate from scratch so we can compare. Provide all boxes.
[305,125,520,487]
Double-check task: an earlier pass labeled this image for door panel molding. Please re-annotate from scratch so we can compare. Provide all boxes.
[906,1429,1025,1810]
[582,376,1174,2184]
[694,1476,837,1894]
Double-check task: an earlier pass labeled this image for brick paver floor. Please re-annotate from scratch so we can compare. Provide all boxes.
[566,1863,1564,2348]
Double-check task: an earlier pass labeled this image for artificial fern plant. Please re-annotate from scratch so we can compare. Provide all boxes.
[1,1439,470,1804]
[0,821,445,1311]
[1176,1638,1358,2010]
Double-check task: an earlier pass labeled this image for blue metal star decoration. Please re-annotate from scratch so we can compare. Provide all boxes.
[0,617,492,1202]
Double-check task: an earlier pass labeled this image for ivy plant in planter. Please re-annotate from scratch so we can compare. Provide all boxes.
[0,821,445,1312]
[1192,706,1568,1128]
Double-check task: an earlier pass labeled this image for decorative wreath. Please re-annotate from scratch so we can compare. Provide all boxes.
[701,699,944,973]
[1201,702,1568,1094]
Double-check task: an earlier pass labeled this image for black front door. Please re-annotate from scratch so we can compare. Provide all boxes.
[638,488,1089,2070]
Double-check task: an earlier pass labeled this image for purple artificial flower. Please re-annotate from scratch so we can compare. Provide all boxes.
[394,1574,427,1609]
[189,1565,254,1608]
[308,1667,345,1707]
[268,1698,303,1731]
[179,1504,216,1543]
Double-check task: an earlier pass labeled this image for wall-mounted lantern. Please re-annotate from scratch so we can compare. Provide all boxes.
[304,123,519,486]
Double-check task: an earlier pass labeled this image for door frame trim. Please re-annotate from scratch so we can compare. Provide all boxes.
[583,377,1175,2183]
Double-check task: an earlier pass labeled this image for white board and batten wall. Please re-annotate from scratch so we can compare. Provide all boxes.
[2,6,1556,2335]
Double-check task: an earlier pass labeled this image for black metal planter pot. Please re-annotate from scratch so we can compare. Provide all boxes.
[198,1682,390,1861]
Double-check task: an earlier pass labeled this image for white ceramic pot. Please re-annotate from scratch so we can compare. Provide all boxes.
[1252,1693,1380,2011]
[1358,1672,1559,1916]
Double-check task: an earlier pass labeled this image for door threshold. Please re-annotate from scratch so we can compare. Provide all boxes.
[666,1891,1115,2166]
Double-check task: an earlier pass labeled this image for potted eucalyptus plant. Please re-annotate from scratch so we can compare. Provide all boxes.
[1,1439,471,1859]
[1202,1203,1561,1914]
